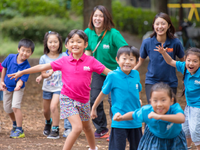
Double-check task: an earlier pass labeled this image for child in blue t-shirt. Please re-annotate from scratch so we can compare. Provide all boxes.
[156,46,200,150]
[0,39,35,138]
[114,82,187,150]
[91,46,142,150]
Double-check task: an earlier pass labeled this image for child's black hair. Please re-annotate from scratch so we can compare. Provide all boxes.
[179,47,200,97]
[65,37,68,45]
[67,29,88,44]
[18,39,35,53]
[150,82,177,104]
[43,31,63,54]
[116,46,139,61]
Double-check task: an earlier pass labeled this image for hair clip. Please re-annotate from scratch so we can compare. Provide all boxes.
[48,31,51,33]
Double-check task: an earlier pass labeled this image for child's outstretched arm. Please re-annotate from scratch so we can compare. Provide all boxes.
[148,112,185,123]
[91,91,107,119]
[8,63,52,80]
[113,112,134,122]
[102,68,111,75]
[154,44,176,68]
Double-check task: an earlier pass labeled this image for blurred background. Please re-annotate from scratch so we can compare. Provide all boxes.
[0,0,200,57]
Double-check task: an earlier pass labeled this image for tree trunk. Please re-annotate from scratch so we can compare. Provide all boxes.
[151,0,168,14]
[83,0,112,29]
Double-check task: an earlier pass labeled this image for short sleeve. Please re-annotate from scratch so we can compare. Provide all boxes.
[84,28,91,50]
[2,55,11,68]
[176,61,185,74]
[112,30,128,50]
[174,39,185,58]
[132,108,144,123]
[171,103,184,114]
[0,63,3,72]
[91,57,105,74]
[39,55,45,64]
[51,57,64,72]
[102,72,112,95]
[140,39,148,59]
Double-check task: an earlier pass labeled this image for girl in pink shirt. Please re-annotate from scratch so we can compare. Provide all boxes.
[8,29,111,150]
[0,62,3,101]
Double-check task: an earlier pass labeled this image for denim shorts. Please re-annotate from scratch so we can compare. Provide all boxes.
[182,105,200,146]
[43,90,61,100]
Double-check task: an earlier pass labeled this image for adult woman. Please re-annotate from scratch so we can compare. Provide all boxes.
[84,5,128,138]
[134,12,185,103]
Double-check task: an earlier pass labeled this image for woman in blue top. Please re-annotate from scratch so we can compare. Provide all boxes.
[114,82,187,150]
[156,47,200,150]
[134,12,184,103]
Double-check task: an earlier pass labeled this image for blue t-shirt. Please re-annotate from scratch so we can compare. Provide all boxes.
[102,67,142,129]
[2,54,30,92]
[140,36,184,87]
[176,61,200,108]
[132,103,184,139]
[39,52,67,92]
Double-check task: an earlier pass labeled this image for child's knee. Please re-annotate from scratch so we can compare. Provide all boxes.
[73,125,83,134]
[50,105,58,113]
[83,123,93,132]
[12,107,20,113]
[3,104,12,113]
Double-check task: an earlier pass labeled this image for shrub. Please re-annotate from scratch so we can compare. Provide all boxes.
[0,0,69,21]
[112,1,179,37]
[0,16,83,43]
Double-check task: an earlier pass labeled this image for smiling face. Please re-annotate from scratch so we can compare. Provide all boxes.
[17,46,32,62]
[150,90,174,115]
[47,35,60,53]
[116,53,137,75]
[153,17,170,37]
[92,9,104,30]
[68,34,88,59]
[185,54,200,75]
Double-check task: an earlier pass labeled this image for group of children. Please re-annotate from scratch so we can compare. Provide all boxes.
[1,15,200,150]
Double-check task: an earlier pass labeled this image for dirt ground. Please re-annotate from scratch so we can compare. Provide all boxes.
[0,32,195,150]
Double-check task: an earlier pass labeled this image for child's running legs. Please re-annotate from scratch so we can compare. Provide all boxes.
[48,93,60,139]
[43,99,52,136]
[63,114,83,150]
[82,120,96,149]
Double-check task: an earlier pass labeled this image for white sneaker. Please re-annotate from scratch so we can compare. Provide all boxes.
[88,146,98,150]
[63,128,72,138]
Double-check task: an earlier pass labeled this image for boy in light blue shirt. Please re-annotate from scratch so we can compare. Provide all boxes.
[91,46,142,150]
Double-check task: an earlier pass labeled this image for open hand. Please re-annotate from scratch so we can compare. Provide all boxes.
[7,71,23,80]
[154,43,167,54]
[113,112,123,121]
[148,112,161,120]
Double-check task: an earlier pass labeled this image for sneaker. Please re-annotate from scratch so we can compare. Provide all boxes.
[94,129,109,139]
[63,128,72,138]
[43,120,52,136]
[10,127,16,137]
[106,136,109,142]
[47,128,59,139]
[10,129,25,138]
[88,146,98,150]
[188,146,192,149]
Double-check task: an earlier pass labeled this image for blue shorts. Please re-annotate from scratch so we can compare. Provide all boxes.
[182,105,200,146]
[43,91,60,100]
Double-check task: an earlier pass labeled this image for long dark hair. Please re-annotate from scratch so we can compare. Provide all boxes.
[150,12,175,39]
[88,5,115,31]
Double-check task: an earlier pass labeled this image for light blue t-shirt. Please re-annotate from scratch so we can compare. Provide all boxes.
[39,52,67,92]
[102,67,142,129]
[140,36,184,87]
[132,103,184,139]
[176,61,200,108]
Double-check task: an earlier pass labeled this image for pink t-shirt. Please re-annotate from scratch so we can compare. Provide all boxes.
[51,53,105,103]
[0,63,2,72]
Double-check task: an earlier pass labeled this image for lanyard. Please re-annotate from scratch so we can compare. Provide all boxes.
[92,30,107,54]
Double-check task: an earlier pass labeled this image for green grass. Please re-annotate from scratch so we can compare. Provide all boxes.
[0,35,67,58]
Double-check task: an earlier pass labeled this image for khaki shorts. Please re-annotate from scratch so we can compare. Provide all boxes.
[3,88,25,113]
